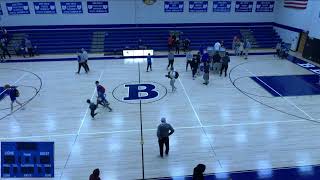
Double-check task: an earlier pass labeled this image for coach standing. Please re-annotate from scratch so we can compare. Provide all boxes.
[81,48,90,72]
[157,117,175,158]
[76,52,88,74]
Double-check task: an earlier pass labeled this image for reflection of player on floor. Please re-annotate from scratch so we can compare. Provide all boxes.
[87,99,98,119]
[95,81,112,112]
[0,84,23,112]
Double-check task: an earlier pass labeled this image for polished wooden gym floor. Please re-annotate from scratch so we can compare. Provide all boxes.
[1,53,320,180]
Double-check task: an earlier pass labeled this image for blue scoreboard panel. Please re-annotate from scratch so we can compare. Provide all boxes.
[1,142,54,178]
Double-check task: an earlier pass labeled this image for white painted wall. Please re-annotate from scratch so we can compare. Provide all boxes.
[274,27,299,50]
[274,0,312,31]
[0,0,136,26]
[135,0,275,24]
[274,0,320,48]
[0,0,275,26]
[308,1,320,39]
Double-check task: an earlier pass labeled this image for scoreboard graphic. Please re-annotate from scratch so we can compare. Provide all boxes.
[1,142,54,178]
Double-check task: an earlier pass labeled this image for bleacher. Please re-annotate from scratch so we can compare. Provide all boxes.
[10,30,94,54]
[8,24,281,54]
[104,26,281,52]
[251,27,281,48]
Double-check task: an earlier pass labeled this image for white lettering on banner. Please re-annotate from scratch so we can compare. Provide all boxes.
[297,63,315,68]
[310,69,320,75]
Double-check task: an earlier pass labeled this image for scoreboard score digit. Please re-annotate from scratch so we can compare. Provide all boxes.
[1,142,54,178]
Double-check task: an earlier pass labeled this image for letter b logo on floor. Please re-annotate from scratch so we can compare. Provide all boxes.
[113,81,167,104]
[124,84,158,100]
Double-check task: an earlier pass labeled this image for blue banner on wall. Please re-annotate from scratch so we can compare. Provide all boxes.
[256,1,274,12]
[6,2,30,15]
[213,1,231,12]
[189,1,208,12]
[0,4,3,15]
[235,1,253,12]
[164,1,184,12]
[34,2,56,14]
[61,1,83,14]
[1,142,54,178]
[87,1,109,13]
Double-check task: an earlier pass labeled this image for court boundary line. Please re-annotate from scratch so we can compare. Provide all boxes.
[0,73,27,97]
[0,69,41,120]
[5,52,275,63]
[178,78,222,168]
[228,60,320,124]
[142,163,320,180]
[59,70,104,179]
[137,61,145,180]
[77,71,105,135]
[0,119,308,140]
[241,66,316,121]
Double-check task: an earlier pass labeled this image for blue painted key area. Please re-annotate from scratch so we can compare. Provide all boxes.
[249,54,320,97]
[251,75,320,97]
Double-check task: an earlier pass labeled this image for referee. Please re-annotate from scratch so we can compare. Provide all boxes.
[157,117,175,158]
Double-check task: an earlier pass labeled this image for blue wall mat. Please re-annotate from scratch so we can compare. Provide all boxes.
[251,75,320,97]
[147,164,320,180]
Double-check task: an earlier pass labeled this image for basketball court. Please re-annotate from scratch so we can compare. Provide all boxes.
[1,53,320,179]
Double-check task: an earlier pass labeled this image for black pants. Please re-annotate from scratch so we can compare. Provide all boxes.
[147,63,152,71]
[186,60,191,71]
[168,45,172,52]
[15,48,26,58]
[158,137,169,157]
[192,68,197,78]
[27,48,34,57]
[276,49,280,57]
[84,61,90,71]
[220,64,228,76]
[1,47,11,58]
[78,62,88,73]
[90,109,97,118]
[175,46,180,54]
[183,45,189,52]
[167,60,174,69]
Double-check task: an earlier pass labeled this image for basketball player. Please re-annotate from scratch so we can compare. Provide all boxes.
[0,84,23,112]
[220,52,230,77]
[191,55,199,80]
[87,99,98,119]
[95,81,112,112]
[166,67,178,92]
[244,39,251,59]
[185,51,193,71]
[203,62,210,85]
[146,53,152,72]
[0,85,9,101]
[167,52,175,70]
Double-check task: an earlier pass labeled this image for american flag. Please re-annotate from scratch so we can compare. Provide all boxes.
[284,0,308,9]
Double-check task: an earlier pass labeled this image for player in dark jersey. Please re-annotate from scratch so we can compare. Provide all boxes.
[87,99,98,119]
[0,84,23,112]
[0,85,10,101]
[95,81,112,112]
